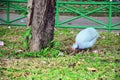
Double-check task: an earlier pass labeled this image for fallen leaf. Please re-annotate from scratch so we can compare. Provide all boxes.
[87,67,97,72]
[68,63,76,68]
[0,41,4,46]
[102,36,106,39]
[13,73,22,77]
[116,32,120,36]
[58,52,64,56]
[92,50,98,53]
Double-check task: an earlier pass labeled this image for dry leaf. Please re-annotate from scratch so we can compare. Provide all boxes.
[13,73,22,77]
[68,63,76,68]
[92,50,98,53]
[87,67,97,72]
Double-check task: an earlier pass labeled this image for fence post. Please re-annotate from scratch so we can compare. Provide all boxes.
[108,0,112,32]
[6,0,10,25]
[80,0,83,13]
[55,0,59,27]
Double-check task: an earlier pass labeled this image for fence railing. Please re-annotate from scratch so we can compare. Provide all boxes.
[0,0,120,31]
[55,0,120,31]
[0,0,28,26]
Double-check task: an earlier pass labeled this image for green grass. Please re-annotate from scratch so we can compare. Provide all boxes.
[0,26,120,80]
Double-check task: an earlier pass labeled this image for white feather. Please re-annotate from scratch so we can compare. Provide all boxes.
[72,28,99,49]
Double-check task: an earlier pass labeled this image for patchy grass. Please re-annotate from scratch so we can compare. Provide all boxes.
[0,26,120,80]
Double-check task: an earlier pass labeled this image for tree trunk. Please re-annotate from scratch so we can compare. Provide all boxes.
[28,0,56,52]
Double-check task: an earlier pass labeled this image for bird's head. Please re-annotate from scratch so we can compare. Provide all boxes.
[72,43,79,53]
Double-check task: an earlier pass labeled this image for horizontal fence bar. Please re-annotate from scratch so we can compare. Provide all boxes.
[59,10,120,13]
[0,8,7,10]
[55,25,120,30]
[55,25,107,29]
[10,3,27,11]
[57,2,120,5]
[0,24,26,26]
[0,0,28,3]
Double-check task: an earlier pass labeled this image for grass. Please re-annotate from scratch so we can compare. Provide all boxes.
[0,26,120,80]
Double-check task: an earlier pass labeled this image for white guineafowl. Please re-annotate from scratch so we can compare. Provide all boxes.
[72,28,99,52]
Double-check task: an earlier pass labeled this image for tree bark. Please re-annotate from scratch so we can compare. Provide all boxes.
[29,0,56,52]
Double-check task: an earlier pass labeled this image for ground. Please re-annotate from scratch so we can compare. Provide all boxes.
[0,26,120,80]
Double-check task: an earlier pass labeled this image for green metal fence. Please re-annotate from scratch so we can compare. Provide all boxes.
[0,0,28,26]
[55,0,120,31]
[0,0,120,31]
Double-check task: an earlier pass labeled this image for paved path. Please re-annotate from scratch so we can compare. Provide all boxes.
[0,13,27,25]
[0,13,120,28]
[59,16,120,27]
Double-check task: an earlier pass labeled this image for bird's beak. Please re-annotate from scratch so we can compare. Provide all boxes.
[72,42,79,53]
[74,48,79,53]
[72,47,79,53]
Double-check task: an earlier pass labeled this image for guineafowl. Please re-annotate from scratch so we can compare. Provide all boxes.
[72,28,99,52]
